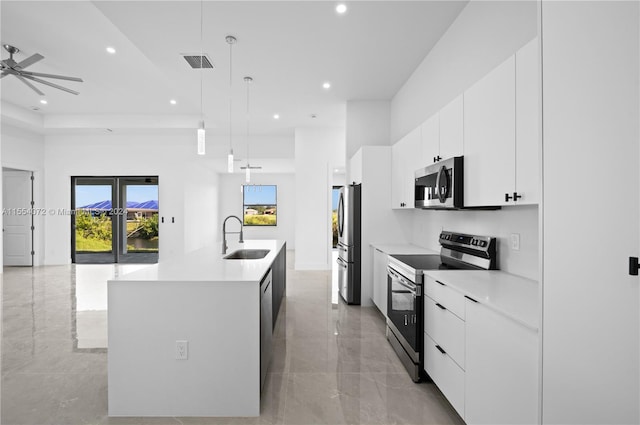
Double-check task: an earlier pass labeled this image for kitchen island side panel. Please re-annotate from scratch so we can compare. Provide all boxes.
[108,280,260,417]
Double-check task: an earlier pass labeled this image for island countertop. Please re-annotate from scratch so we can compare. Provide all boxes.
[112,239,286,284]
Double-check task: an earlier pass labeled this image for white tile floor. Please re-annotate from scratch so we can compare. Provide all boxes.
[1,251,463,425]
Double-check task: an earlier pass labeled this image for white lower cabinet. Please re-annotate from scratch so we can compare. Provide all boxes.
[424,277,466,419]
[372,248,388,316]
[425,295,465,369]
[423,276,539,424]
[424,333,465,417]
[464,299,539,425]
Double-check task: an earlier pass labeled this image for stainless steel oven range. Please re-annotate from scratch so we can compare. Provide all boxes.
[386,231,497,382]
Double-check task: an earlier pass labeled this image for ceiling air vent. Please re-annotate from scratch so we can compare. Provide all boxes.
[182,54,214,69]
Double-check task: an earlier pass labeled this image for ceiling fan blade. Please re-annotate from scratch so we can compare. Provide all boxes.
[20,70,83,82]
[15,75,45,96]
[20,73,79,95]
[15,53,44,70]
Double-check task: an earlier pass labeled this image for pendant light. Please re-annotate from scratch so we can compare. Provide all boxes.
[197,0,206,155]
[244,76,253,183]
[226,35,237,172]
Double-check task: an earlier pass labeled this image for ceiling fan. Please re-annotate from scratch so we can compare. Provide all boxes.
[1,44,83,95]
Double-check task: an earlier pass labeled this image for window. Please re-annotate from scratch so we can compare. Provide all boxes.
[243,185,277,226]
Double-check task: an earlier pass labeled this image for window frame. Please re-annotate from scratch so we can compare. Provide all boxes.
[242,184,278,227]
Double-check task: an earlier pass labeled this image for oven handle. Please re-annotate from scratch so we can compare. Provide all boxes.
[387,267,420,296]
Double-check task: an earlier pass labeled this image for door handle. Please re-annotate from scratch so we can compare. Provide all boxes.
[435,302,446,310]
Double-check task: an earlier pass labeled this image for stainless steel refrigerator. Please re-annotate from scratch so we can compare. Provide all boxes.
[336,183,361,305]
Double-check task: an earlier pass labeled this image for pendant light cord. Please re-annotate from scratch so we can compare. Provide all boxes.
[229,40,233,153]
[246,78,250,164]
[199,0,203,126]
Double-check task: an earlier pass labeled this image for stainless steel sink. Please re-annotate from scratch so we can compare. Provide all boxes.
[223,249,270,260]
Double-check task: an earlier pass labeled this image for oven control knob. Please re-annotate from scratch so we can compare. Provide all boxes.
[480,241,487,247]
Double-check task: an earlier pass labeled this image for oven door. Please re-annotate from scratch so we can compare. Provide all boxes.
[387,266,421,356]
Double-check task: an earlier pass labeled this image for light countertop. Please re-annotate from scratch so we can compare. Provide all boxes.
[425,270,539,331]
[371,242,439,256]
[110,239,285,284]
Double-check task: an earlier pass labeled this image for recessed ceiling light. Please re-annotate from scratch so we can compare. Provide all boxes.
[273,114,280,120]
[336,4,347,14]
[106,46,116,54]
[170,99,177,105]
[322,82,331,89]
[39,99,48,105]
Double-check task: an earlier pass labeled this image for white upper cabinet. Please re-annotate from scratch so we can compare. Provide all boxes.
[463,39,540,207]
[514,38,540,205]
[420,113,440,165]
[438,94,464,160]
[463,55,516,207]
[420,94,464,167]
[391,127,421,209]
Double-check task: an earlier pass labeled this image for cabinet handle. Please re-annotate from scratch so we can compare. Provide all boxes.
[436,280,445,286]
[436,155,442,162]
[435,302,446,310]
[513,192,522,201]
[464,295,478,303]
[630,257,639,276]
[435,345,446,355]
[505,193,513,202]
[404,315,408,326]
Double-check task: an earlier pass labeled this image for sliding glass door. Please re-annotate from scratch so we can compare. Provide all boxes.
[71,176,158,264]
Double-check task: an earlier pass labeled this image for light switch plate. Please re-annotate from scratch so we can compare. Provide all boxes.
[511,233,520,251]
[176,340,188,360]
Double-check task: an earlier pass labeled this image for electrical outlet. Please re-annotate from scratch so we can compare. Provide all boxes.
[176,340,188,360]
[511,233,520,251]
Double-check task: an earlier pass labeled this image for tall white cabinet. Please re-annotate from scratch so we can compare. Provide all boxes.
[350,146,403,307]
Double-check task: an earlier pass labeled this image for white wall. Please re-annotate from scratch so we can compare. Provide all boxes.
[43,132,219,265]
[541,1,639,423]
[1,124,46,266]
[411,206,538,280]
[390,0,538,142]
[346,100,390,160]
[294,127,345,270]
[218,173,295,249]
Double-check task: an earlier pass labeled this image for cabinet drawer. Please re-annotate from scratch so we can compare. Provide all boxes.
[424,295,465,369]
[425,277,465,320]
[424,333,465,419]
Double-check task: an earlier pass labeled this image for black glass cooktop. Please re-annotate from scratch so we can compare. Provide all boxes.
[390,254,479,271]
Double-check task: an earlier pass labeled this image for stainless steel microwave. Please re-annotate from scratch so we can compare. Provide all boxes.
[414,156,463,209]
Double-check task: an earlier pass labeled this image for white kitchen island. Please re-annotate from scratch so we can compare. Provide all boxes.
[107,239,286,417]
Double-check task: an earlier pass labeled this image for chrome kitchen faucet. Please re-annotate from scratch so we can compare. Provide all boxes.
[222,215,244,254]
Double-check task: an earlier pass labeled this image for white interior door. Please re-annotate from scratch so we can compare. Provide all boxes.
[2,170,33,266]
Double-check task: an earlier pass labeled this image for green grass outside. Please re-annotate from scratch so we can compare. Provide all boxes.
[244,214,277,226]
[76,233,112,252]
[76,233,159,253]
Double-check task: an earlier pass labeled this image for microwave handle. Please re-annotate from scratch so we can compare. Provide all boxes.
[435,165,447,203]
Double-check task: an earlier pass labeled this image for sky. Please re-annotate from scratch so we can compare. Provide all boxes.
[75,185,158,207]
[244,185,277,205]
[332,187,340,211]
